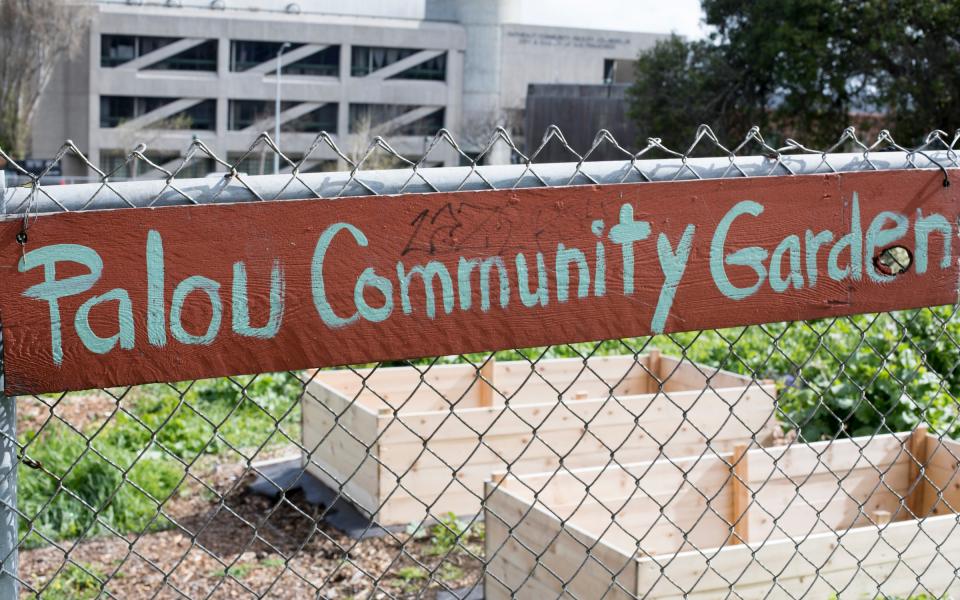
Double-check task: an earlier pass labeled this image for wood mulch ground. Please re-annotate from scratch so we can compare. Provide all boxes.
[18,393,119,435]
[19,451,485,599]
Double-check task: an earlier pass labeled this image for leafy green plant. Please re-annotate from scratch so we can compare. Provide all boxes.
[394,565,427,592]
[438,562,464,582]
[656,312,960,442]
[35,562,104,600]
[429,513,472,555]
[212,561,256,579]
[261,557,287,569]
[19,421,182,547]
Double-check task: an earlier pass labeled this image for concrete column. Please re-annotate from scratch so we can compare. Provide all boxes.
[450,0,511,164]
[336,43,352,169]
[215,37,231,154]
[87,16,103,176]
[443,48,465,166]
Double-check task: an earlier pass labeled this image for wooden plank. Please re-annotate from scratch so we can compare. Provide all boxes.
[636,513,960,598]
[907,425,929,517]
[2,169,958,394]
[495,453,732,510]
[645,349,662,393]
[496,453,735,556]
[489,355,652,403]
[921,464,960,516]
[730,444,750,545]
[657,355,756,393]
[304,352,773,525]
[483,481,637,598]
[311,362,478,412]
[746,432,907,484]
[748,466,910,540]
[378,385,775,444]
[921,433,960,515]
[301,382,382,515]
[478,357,495,407]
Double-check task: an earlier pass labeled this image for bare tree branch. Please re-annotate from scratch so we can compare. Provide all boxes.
[0,0,92,157]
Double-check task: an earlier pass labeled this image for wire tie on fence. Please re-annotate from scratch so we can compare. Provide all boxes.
[15,224,27,261]
[913,150,951,187]
[19,452,41,470]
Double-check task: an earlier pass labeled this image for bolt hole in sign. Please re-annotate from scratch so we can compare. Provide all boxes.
[0,169,957,395]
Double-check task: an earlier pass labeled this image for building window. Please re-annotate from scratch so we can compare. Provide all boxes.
[351,46,446,80]
[173,155,216,178]
[282,104,338,133]
[102,35,215,71]
[177,100,217,130]
[228,153,338,175]
[99,96,174,128]
[99,150,179,178]
[100,96,216,130]
[231,41,340,76]
[144,40,218,71]
[302,160,339,172]
[228,100,296,130]
[101,35,176,67]
[100,151,214,179]
[283,46,340,77]
[389,52,446,81]
[227,152,274,176]
[349,104,444,136]
[603,59,635,84]
[395,108,444,135]
[232,40,297,71]
[230,101,337,133]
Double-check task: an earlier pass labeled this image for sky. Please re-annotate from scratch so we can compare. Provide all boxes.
[100,0,708,39]
[506,0,706,39]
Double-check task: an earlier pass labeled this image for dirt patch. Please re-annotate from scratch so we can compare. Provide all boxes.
[18,393,120,435]
[20,463,485,599]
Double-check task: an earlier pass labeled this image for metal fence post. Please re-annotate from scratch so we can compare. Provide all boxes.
[0,395,17,600]
[0,169,18,599]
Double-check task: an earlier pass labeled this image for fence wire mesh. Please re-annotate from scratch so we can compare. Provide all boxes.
[2,125,960,599]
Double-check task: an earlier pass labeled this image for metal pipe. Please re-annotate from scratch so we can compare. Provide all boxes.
[0,394,17,600]
[0,169,18,599]
[0,150,955,215]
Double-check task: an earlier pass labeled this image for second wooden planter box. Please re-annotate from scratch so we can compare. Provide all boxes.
[302,351,777,525]
[484,428,960,599]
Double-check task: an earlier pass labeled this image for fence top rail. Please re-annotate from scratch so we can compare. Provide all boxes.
[1,150,957,216]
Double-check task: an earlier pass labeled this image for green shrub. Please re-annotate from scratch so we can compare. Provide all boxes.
[660,312,959,442]
[19,422,182,547]
[19,372,301,546]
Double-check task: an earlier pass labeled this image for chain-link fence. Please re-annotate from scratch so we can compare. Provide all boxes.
[2,125,960,599]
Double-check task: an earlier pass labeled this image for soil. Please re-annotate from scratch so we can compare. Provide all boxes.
[19,452,485,599]
[18,393,119,435]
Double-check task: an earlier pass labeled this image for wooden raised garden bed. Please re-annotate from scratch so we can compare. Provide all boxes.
[302,351,777,525]
[484,428,960,599]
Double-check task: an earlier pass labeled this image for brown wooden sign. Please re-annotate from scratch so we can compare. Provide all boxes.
[1,169,957,394]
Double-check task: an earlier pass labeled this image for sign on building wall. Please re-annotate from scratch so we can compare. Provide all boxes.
[1,170,957,394]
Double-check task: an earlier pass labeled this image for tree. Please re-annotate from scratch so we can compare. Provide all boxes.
[865,2,960,143]
[627,36,755,151]
[0,0,92,158]
[628,1,960,150]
